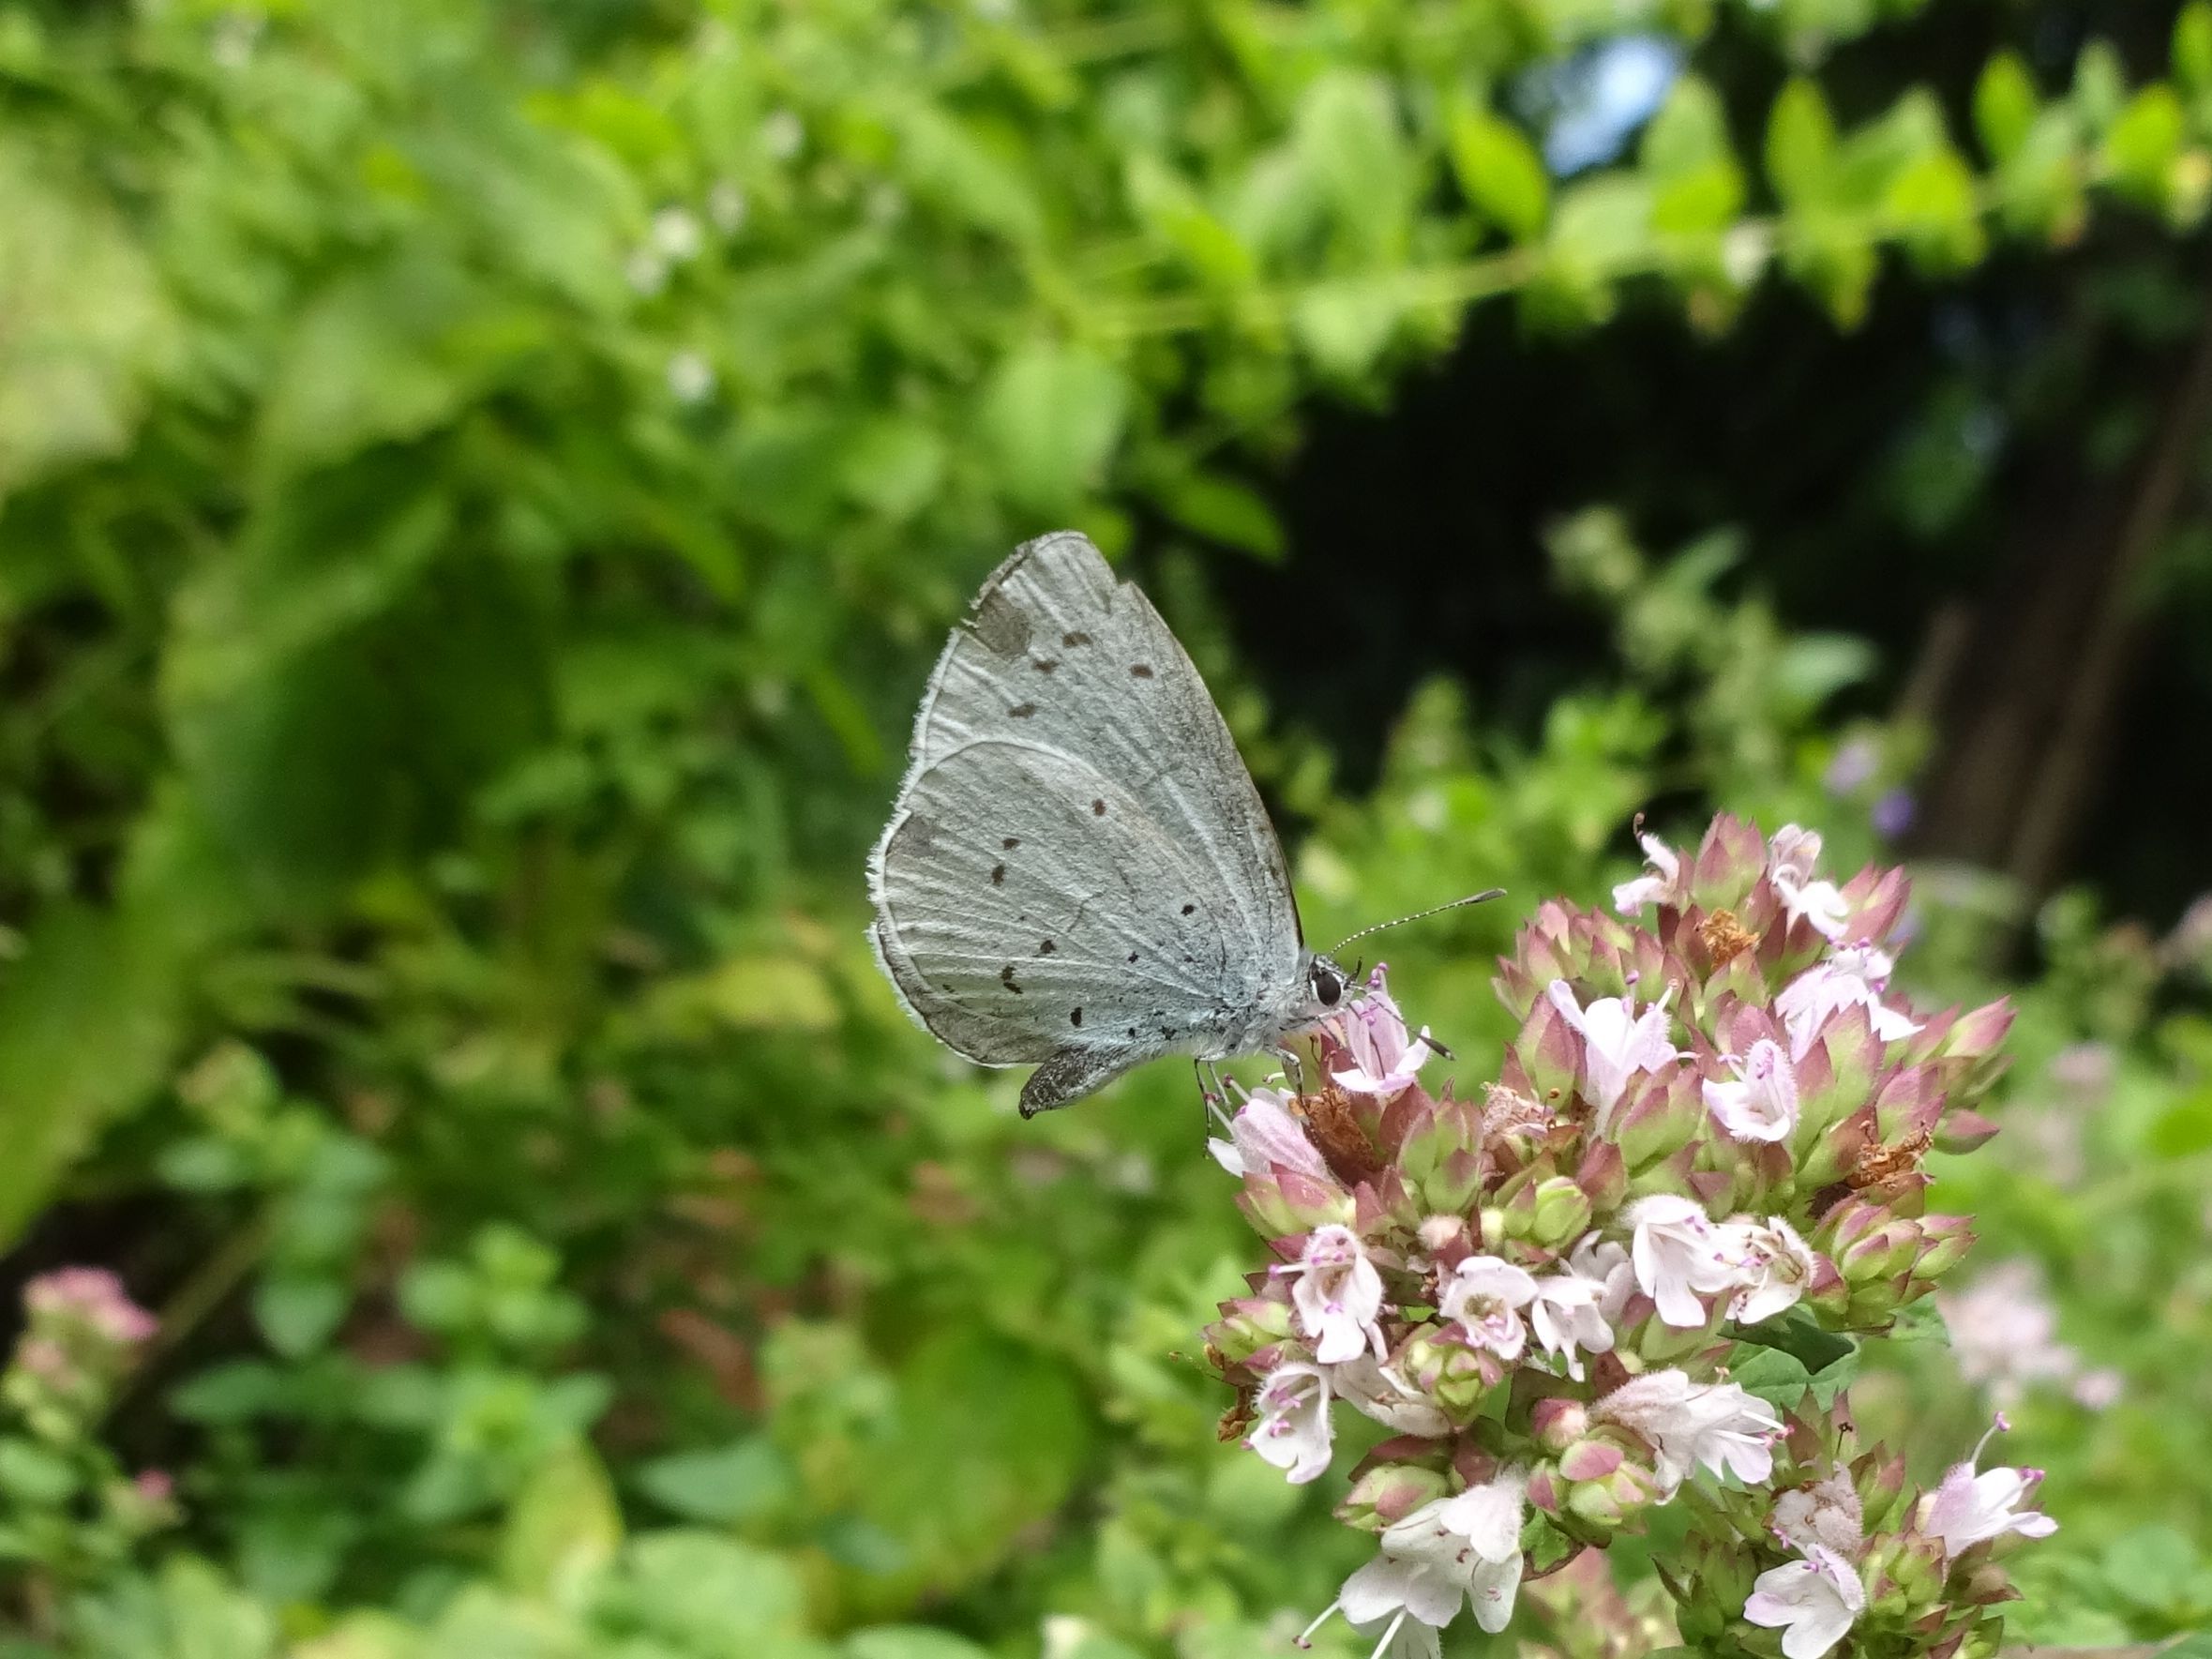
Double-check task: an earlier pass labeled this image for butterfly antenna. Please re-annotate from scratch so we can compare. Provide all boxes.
[1329,889,1507,956]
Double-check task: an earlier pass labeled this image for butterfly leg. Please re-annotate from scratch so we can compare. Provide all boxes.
[1274,1046,1307,1096]
[1193,1057,1223,1110]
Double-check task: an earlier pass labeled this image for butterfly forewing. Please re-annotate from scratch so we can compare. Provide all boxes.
[907,534,1301,970]
[868,532,1310,1103]
[872,741,1237,1062]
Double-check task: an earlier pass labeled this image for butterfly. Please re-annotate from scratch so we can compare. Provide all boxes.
[866,532,1353,1117]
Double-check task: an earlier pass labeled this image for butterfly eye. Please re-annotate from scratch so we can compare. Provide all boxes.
[1313,964,1343,1006]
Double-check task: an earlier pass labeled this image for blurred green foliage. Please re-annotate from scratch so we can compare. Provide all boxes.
[1,0,2210,1652]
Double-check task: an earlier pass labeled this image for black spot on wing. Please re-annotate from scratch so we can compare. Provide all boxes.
[1129,663,1154,679]
[1038,939,1055,955]
[1002,837,1020,850]
[1008,701,1036,718]
[971,589,1031,656]
[1181,902,1196,914]
[1001,965,1022,994]
[1070,1007,1083,1027]
[1091,799,1106,816]
[1061,630,1091,647]
[990,864,1005,885]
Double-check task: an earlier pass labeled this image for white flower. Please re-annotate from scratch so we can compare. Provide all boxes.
[1936,1259,2080,1405]
[1300,1469,1530,1654]
[1626,1195,1745,1328]
[1768,824,1823,890]
[651,205,703,263]
[624,247,670,296]
[1206,1085,1331,1181]
[1704,1038,1800,1143]
[1919,1427,2057,1558]
[1594,1369,1783,1493]
[1776,945,1923,1060]
[210,9,264,69]
[1783,878,1851,940]
[1438,1256,1539,1361]
[1612,831,1681,914]
[1772,1470,1865,1558]
[2072,1367,2124,1410]
[707,179,748,234]
[666,351,716,405]
[1332,970,1436,1096]
[1278,1225,1387,1365]
[1743,1543,1865,1659]
[1245,1360,1332,1484]
[1527,1266,1618,1381]
[1570,1233,1636,1322]
[761,108,805,158]
[1436,1469,1531,1633]
[1331,1356,1452,1438]
[1725,1216,1818,1325]
[1544,980,1684,1130]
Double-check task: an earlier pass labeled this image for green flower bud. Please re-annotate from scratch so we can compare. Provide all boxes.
[1337,1461,1452,1533]
[1529,1176,1594,1249]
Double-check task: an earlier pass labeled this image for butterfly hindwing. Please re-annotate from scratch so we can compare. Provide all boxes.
[871,739,1241,1063]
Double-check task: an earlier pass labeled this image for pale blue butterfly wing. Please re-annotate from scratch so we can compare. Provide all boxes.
[868,532,1317,1115]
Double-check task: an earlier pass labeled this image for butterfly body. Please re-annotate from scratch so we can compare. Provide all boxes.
[867,533,1342,1116]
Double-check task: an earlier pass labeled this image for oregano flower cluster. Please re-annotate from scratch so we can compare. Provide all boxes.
[1203,817,2050,1659]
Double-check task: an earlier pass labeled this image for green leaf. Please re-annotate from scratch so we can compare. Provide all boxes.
[253,1274,349,1359]
[846,1632,991,1659]
[170,1361,289,1425]
[2073,40,2130,135]
[1519,1510,1577,1575]
[1974,53,2039,164]
[600,1533,811,1646]
[1125,154,1256,288]
[840,1332,1094,1617]
[634,1437,793,1525]
[981,343,1130,512]
[2103,85,2189,209]
[0,140,176,505]
[1151,471,1285,560]
[1886,1299,1952,1346]
[500,1440,623,1602]
[254,256,514,474]
[0,1438,79,1506]
[2102,1525,2204,1613]
[1731,1312,1861,1408]
[2179,3,2212,94]
[1447,101,1550,242]
[1292,279,1407,379]
[1293,71,1413,260]
[1766,79,1838,205]
[0,891,192,1244]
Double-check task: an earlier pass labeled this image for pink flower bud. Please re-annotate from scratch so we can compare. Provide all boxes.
[1532,1396,1590,1451]
[1395,1095,1486,1215]
[1911,1214,1975,1281]
[1689,815,1769,911]
[1512,994,1583,1109]
[1559,1438,1624,1482]
[1945,998,2016,1063]
[1933,1109,1999,1154]
[1237,1169,1352,1240]
[1613,1068,1704,1169]
[1336,1460,1451,1533]
[1843,865,1912,944]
